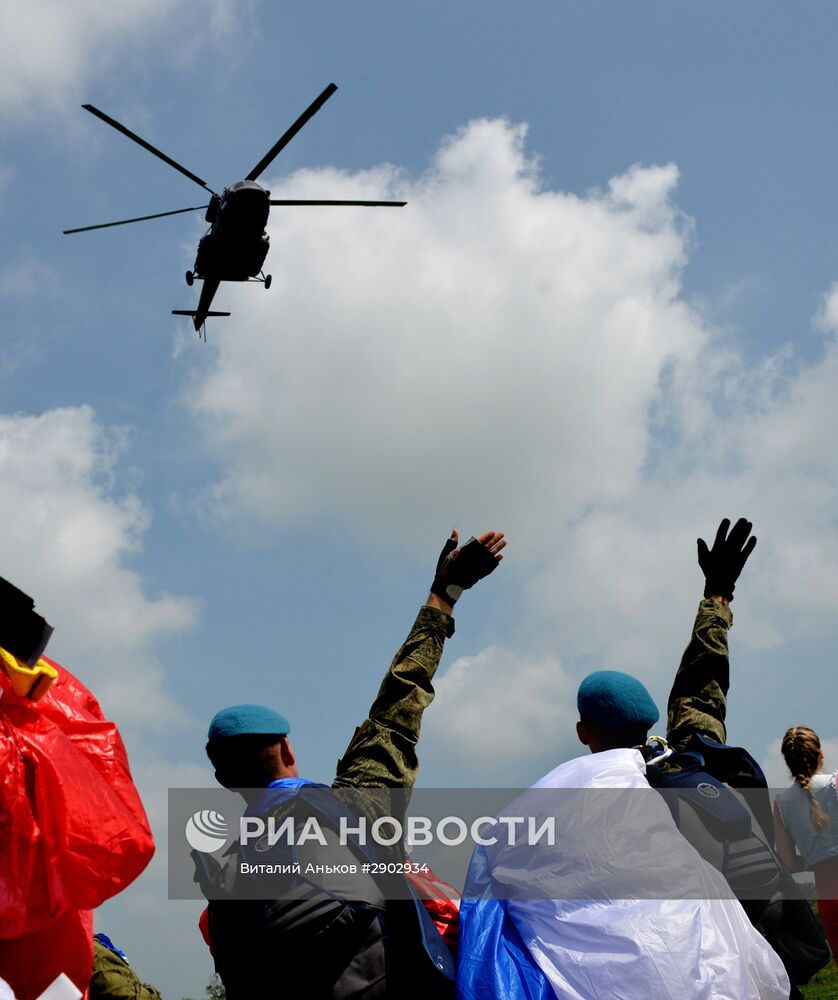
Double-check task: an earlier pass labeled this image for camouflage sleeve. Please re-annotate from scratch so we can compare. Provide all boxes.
[90,940,164,999]
[666,597,733,750]
[332,605,455,789]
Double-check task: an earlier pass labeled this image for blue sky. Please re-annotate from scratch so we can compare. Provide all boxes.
[3,2,838,994]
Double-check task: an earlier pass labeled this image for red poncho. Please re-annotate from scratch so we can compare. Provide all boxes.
[0,657,155,999]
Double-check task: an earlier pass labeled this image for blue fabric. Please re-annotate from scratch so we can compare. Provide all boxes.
[577,669,659,728]
[207,704,290,740]
[240,777,325,869]
[246,777,325,846]
[266,776,321,790]
[456,845,552,1000]
[94,932,130,965]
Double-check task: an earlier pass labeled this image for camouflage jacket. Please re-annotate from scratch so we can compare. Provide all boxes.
[90,940,163,1000]
[666,597,732,752]
[333,604,454,789]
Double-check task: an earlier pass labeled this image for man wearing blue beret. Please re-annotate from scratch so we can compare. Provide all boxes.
[573,522,810,996]
[457,518,797,1000]
[201,529,506,999]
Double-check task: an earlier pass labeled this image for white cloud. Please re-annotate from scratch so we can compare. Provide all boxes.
[0,406,196,723]
[0,257,56,297]
[189,119,696,550]
[185,117,713,684]
[0,0,242,120]
[815,283,838,333]
[528,322,838,675]
[823,739,838,774]
[186,116,838,769]
[419,645,578,784]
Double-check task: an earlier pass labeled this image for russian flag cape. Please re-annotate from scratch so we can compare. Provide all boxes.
[457,748,789,1000]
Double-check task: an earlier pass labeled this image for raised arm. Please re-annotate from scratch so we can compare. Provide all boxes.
[333,530,506,788]
[667,518,756,750]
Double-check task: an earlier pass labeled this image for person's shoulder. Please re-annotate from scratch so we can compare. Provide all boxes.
[775,781,801,803]
[811,771,838,791]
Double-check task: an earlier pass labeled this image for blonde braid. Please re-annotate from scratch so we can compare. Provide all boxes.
[781,726,831,833]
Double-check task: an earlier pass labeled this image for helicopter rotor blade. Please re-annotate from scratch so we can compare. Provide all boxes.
[246,83,338,182]
[63,205,208,235]
[269,199,407,207]
[82,104,214,194]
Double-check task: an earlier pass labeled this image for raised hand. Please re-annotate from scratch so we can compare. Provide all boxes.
[697,517,756,601]
[429,529,506,607]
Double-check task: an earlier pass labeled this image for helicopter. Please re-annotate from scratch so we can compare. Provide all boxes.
[63,83,406,337]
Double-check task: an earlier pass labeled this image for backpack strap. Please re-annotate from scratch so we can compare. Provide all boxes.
[681,734,775,838]
[645,742,784,895]
[646,755,754,841]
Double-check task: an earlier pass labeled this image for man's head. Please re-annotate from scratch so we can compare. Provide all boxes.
[576,670,659,753]
[205,704,298,791]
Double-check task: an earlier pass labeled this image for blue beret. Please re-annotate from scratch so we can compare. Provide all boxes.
[208,704,290,742]
[577,670,659,729]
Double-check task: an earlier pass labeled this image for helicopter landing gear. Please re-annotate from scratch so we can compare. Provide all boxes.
[263,273,272,290]
[185,270,194,286]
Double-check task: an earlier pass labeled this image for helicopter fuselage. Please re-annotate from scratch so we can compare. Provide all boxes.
[194,180,270,282]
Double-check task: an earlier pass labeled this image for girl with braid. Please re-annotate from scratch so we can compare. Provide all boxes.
[774,726,838,964]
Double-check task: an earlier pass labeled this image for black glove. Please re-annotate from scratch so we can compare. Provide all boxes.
[430,534,500,606]
[697,517,757,601]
